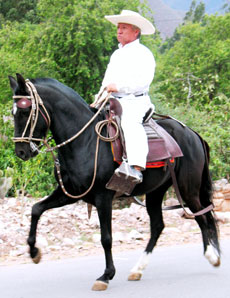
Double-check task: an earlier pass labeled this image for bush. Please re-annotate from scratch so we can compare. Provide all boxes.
[151,87,230,180]
[0,101,56,197]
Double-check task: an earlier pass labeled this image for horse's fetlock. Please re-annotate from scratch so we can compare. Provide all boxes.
[103,267,116,281]
[109,268,116,280]
[29,246,39,259]
[27,237,35,247]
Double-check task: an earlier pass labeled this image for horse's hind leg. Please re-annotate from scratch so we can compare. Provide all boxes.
[183,197,220,267]
[128,185,169,281]
[199,166,220,266]
[195,212,220,267]
[177,164,220,267]
[27,187,74,263]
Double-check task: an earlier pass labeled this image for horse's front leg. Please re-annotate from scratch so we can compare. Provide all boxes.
[128,187,166,281]
[92,193,115,291]
[27,187,74,263]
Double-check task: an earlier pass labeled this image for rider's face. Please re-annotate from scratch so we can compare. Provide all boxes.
[117,23,140,46]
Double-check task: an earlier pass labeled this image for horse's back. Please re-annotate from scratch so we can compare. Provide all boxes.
[157,118,206,158]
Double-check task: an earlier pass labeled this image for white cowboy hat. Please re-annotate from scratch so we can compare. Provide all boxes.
[105,10,155,35]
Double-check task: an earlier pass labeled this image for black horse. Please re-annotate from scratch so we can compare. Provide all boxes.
[9,73,220,291]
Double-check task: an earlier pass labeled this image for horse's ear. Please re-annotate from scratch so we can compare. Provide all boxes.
[9,75,18,92]
[16,73,27,93]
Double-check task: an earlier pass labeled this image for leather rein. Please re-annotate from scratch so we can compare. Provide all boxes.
[12,81,118,199]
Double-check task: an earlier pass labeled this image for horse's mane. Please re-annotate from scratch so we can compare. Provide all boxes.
[30,77,89,108]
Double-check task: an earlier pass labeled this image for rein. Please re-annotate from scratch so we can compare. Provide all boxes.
[13,81,119,199]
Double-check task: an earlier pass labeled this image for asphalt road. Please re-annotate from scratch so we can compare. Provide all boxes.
[1,240,230,298]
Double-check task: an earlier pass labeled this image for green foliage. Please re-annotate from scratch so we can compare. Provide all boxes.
[161,0,206,53]
[0,101,56,197]
[0,0,158,103]
[156,14,230,107]
[36,0,143,100]
[153,14,230,179]
[0,0,156,197]
[11,154,56,198]
[184,0,205,24]
[223,0,230,12]
[0,21,59,104]
[0,0,39,25]
[0,1,229,197]
[152,86,230,180]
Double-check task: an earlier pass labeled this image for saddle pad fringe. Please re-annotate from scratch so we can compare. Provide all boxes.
[113,157,175,168]
[146,158,174,168]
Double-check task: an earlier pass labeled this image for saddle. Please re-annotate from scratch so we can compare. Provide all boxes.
[105,98,183,196]
[107,98,183,166]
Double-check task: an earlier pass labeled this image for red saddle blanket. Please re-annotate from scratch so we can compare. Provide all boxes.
[108,117,183,168]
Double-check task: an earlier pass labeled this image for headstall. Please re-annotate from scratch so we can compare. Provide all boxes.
[12,79,51,152]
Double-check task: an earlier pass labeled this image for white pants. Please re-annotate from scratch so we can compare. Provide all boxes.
[118,94,154,169]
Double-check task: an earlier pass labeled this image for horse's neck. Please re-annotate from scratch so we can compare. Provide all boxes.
[48,96,95,146]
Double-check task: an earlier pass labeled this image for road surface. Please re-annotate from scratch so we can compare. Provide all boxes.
[1,240,230,298]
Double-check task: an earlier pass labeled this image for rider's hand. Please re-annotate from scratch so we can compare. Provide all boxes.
[106,83,118,93]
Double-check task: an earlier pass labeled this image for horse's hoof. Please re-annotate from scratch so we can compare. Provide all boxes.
[92,280,108,291]
[205,245,221,267]
[213,258,221,267]
[128,272,142,281]
[32,248,42,264]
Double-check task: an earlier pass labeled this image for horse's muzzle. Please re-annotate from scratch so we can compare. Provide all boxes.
[15,143,38,161]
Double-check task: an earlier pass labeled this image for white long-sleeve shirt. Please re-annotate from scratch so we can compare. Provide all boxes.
[100,39,155,97]
[94,39,155,168]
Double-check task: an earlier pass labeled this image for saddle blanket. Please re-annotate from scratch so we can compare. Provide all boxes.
[108,118,183,168]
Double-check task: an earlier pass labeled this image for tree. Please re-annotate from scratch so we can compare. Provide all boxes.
[157,14,230,106]
[222,0,230,12]
[154,13,230,179]
[160,0,206,53]
[184,0,206,24]
[35,0,158,100]
[0,0,39,24]
[0,0,159,101]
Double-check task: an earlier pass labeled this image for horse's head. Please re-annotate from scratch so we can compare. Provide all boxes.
[9,73,50,161]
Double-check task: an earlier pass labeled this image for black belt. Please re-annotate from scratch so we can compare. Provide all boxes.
[135,93,145,97]
[115,93,146,99]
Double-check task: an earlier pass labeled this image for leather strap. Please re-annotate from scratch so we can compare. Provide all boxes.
[167,159,214,218]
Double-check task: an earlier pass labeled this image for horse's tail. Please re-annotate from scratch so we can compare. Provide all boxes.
[199,139,213,206]
[200,138,220,253]
[189,127,213,206]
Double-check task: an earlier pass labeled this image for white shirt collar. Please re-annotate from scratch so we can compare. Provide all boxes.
[118,39,140,49]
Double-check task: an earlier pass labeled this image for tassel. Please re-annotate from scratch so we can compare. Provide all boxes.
[87,203,93,219]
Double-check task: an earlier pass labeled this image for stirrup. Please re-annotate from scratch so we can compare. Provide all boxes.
[106,161,142,196]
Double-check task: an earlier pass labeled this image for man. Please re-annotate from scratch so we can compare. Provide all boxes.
[92,10,156,183]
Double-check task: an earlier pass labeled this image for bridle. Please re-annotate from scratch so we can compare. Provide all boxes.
[12,79,51,152]
[12,80,119,199]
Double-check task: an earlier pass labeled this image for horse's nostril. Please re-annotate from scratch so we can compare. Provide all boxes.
[15,144,32,161]
[19,150,25,156]
[16,149,27,160]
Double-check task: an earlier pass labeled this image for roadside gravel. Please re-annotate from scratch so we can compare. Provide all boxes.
[0,196,230,266]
